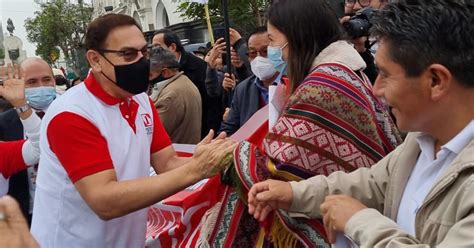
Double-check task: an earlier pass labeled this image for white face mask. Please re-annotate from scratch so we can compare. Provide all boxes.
[250,56,278,81]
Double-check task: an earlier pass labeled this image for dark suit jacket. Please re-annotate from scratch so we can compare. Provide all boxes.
[0,109,31,221]
[179,51,223,137]
[219,75,261,135]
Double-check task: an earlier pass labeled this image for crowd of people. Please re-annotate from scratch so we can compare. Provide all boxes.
[0,0,472,247]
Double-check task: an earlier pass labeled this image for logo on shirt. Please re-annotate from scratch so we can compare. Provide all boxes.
[141,113,154,136]
[141,114,152,127]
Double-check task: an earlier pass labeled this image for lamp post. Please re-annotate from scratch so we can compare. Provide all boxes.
[221,0,232,74]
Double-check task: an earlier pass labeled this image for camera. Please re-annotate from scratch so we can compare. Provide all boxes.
[343,8,376,38]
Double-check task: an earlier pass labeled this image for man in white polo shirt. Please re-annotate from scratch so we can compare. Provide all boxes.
[31,13,235,248]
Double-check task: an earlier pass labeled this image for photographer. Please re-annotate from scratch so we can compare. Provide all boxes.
[341,0,390,84]
[204,28,253,128]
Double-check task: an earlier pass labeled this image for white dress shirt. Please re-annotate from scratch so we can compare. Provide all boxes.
[397,120,474,235]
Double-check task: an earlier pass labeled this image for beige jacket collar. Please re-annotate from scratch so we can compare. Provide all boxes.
[150,71,185,103]
[388,132,474,219]
[311,40,366,72]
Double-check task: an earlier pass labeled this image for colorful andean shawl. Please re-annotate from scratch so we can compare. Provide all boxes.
[145,63,401,247]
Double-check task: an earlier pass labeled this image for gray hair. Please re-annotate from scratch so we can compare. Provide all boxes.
[149,47,179,72]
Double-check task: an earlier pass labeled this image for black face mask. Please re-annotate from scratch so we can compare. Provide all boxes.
[149,76,161,86]
[101,56,150,95]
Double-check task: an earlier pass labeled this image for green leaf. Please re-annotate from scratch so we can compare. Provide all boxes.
[24,0,93,66]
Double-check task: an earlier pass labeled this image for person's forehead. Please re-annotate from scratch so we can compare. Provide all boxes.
[370,0,385,8]
[249,32,269,47]
[21,61,53,78]
[152,33,165,44]
[374,40,394,69]
[267,23,285,40]
[104,25,146,49]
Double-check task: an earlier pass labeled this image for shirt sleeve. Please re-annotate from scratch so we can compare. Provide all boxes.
[0,140,27,179]
[20,111,41,165]
[47,112,114,183]
[149,97,172,153]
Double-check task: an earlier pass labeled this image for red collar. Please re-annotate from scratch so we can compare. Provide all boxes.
[84,72,122,105]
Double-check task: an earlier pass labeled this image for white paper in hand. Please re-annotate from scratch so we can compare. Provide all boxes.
[268,83,286,129]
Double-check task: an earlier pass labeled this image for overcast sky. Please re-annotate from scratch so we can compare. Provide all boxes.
[0,0,91,58]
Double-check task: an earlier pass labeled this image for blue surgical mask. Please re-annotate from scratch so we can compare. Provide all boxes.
[267,42,288,74]
[25,86,56,110]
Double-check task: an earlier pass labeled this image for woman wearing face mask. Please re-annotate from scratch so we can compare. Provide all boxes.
[192,0,401,247]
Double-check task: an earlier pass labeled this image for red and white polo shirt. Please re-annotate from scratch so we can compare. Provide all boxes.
[31,72,171,248]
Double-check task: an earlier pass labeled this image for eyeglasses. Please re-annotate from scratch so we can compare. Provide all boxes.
[246,48,268,59]
[345,0,371,8]
[99,45,149,62]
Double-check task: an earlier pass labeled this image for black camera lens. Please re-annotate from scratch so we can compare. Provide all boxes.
[343,18,371,38]
[343,7,376,38]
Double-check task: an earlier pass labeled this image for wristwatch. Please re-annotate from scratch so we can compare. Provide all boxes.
[14,102,32,114]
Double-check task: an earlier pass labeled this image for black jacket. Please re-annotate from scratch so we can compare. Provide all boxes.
[360,49,378,84]
[219,75,261,135]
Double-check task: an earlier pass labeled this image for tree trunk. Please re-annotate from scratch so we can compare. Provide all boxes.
[250,0,262,26]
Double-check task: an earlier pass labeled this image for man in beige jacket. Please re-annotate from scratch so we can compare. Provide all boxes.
[149,47,202,144]
[248,1,474,247]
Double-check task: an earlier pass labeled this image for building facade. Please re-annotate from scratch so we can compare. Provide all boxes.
[91,0,185,32]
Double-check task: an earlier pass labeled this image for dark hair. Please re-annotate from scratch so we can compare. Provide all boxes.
[154,29,184,53]
[85,14,142,51]
[372,0,474,87]
[247,26,267,44]
[267,0,342,93]
[150,47,180,72]
[54,75,69,87]
[194,46,208,56]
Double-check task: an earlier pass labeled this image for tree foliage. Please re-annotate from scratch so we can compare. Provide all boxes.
[177,0,271,36]
[24,0,93,65]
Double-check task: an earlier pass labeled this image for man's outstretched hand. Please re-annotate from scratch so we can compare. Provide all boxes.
[247,179,293,222]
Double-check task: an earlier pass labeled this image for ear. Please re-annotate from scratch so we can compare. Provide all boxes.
[169,43,177,53]
[87,50,103,72]
[161,68,171,78]
[427,64,452,101]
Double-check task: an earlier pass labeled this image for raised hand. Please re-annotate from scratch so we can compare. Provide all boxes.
[340,16,368,53]
[222,107,230,121]
[229,28,242,46]
[206,38,226,70]
[247,179,293,222]
[230,48,243,68]
[0,63,26,107]
[222,73,236,91]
